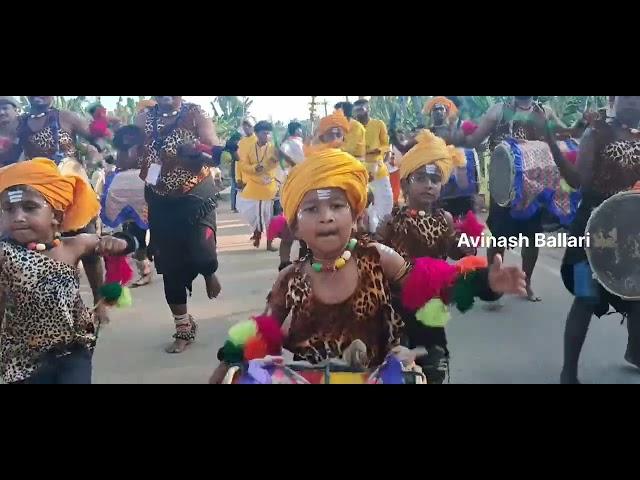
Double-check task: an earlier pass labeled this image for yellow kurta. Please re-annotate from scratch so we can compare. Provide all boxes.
[236,134,257,185]
[239,141,279,201]
[363,118,390,180]
[342,118,366,159]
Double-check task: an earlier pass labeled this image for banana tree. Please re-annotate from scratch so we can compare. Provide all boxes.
[211,96,253,140]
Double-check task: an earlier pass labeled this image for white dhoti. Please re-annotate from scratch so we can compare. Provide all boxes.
[368,176,394,233]
[237,194,274,233]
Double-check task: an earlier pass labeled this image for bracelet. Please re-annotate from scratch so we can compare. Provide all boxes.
[112,232,139,255]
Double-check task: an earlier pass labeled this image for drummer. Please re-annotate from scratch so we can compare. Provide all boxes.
[456,96,567,303]
[544,96,640,384]
[17,96,114,325]
[210,137,527,383]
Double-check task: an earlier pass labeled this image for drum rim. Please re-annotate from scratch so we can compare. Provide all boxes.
[490,141,516,207]
[585,190,640,301]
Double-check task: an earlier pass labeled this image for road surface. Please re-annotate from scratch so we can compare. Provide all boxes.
[91,203,640,384]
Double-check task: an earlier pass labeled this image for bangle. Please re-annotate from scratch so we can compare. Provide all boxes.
[112,232,139,255]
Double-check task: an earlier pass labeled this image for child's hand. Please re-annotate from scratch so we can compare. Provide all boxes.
[488,254,527,296]
[95,236,128,256]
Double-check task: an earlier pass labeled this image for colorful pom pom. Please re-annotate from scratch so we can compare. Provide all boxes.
[453,272,478,313]
[222,340,244,364]
[105,255,134,286]
[462,120,479,136]
[267,214,287,243]
[456,255,489,276]
[401,257,458,311]
[228,320,257,347]
[254,315,283,355]
[244,336,269,361]
[415,299,451,328]
[99,283,124,304]
[454,211,485,242]
[116,287,133,308]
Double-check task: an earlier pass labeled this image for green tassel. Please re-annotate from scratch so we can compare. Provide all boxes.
[222,340,244,364]
[453,272,478,313]
[228,320,257,346]
[116,287,133,308]
[415,299,451,328]
[99,283,123,303]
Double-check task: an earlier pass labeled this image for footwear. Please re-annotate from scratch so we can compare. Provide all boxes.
[422,346,449,385]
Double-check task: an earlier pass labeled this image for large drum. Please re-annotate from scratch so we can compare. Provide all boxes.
[585,186,640,301]
[489,138,580,224]
[440,149,480,200]
[101,169,148,230]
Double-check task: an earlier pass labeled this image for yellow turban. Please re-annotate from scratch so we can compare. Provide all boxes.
[424,96,459,117]
[400,131,466,183]
[318,110,351,136]
[282,148,368,225]
[0,158,100,232]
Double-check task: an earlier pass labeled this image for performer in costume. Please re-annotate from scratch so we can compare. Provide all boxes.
[120,96,223,354]
[457,96,567,303]
[210,144,526,383]
[0,159,137,384]
[236,121,279,251]
[335,102,366,161]
[376,131,494,383]
[354,99,394,233]
[0,96,23,167]
[546,96,640,384]
[17,96,115,325]
[235,118,257,197]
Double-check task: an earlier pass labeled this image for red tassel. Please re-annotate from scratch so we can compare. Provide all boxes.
[104,256,134,286]
[254,315,283,355]
[462,120,478,136]
[244,336,269,361]
[267,214,287,243]
[401,257,458,311]
[454,211,485,242]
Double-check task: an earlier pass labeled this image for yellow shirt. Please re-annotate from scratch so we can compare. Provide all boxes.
[342,118,366,160]
[239,141,280,201]
[363,118,390,180]
[236,134,257,185]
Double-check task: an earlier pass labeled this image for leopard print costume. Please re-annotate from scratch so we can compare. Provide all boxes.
[592,140,640,197]
[20,111,77,160]
[381,207,456,261]
[0,242,96,384]
[270,237,404,367]
[141,103,211,196]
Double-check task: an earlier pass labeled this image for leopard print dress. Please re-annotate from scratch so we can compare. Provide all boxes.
[0,242,96,383]
[382,207,454,261]
[270,238,404,367]
[140,103,211,196]
[20,110,78,160]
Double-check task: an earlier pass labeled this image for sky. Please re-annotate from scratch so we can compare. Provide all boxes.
[96,96,361,123]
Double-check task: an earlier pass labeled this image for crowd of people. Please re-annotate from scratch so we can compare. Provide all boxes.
[0,95,639,384]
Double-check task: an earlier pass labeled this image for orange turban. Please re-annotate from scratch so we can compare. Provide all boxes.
[282,148,368,225]
[0,158,100,232]
[424,96,459,117]
[400,131,466,183]
[318,110,351,136]
[137,99,157,112]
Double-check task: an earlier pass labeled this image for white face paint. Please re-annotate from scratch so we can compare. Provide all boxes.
[316,189,332,201]
[8,190,23,204]
[424,165,438,175]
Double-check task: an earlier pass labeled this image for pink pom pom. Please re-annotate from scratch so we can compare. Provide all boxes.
[267,214,287,243]
[244,336,269,361]
[401,257,458,311]
[254,315,284,355]
[90,119,111,139]
[104,256,134,286]
[462,120,478,136]
[564,149,578,165]
[454,211,485,242]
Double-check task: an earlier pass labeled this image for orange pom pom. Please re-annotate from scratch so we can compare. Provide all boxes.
[456,256,488,276]
[244,336,269,361]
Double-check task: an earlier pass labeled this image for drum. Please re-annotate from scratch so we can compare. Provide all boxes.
[440,149,480,200]
[101,169,148,230]
[489,138,580,224]
[585,186,640,301]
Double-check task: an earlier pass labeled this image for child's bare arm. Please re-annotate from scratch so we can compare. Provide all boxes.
[67,233,136,260]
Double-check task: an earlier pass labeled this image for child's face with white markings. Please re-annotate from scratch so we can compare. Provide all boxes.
[0,186,60,244]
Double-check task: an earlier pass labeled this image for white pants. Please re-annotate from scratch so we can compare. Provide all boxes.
[237,194,274,233]
[368,176,394,233]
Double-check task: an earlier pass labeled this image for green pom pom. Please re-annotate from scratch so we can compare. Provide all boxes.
[560,179,575,193]
[415,299,450,328]
[222,341,244,364]
[99,283,123,303]
[116,287,132,308]
[228,320,257,346]
[453,272,478,313]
